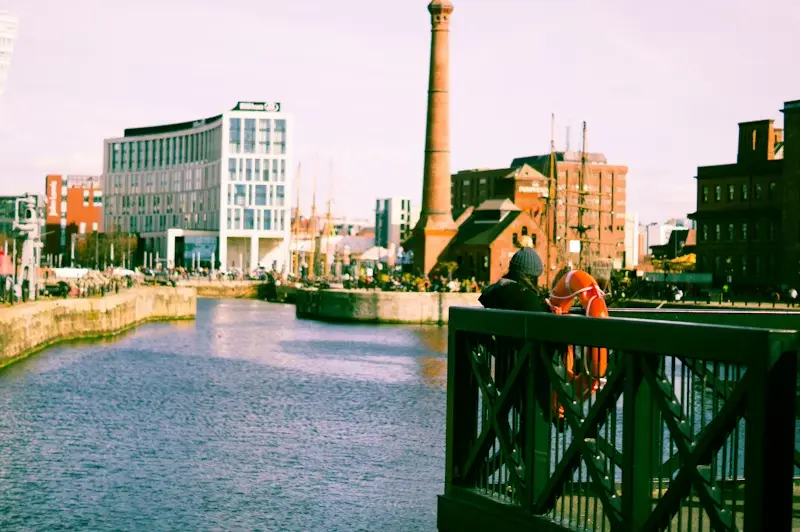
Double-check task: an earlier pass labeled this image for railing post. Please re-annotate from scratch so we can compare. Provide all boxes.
[444,322,477,494]
[743,343,797,532]
[622,353,656,530]
[524,343,551,512]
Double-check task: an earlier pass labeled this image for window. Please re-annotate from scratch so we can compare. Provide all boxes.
[755,183,762,200]
[275,119,286,154]
[234,184,246,206]
[741,183,748,200]
[753,221,760,240]
[244,119,256,153]
[280,159,286,181]
[715,223,721,241]
[741,255,747,274]
[229,118,241,153]
[714,185,721,202]
[727,184,735,201]
[228,158,237,180]
[714,255,720,272]
[83,190,89,207]
[702,185,709,203]
[272,159,279,181]
[245,159,253,181]
[769,221,775,241]
[79,222,86,234]
[702,224,708,241]
[244,209,255,230]
[276,185,285,206]
[258,119,271,153]
[727,223,734,241]
[741,222,748,240]
[769,181,777,199]
[255,160,261,182]
[264,209,272,230]
[755,256,761,275]
[253,185,266,206]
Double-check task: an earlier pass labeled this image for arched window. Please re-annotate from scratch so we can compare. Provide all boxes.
[521,226,529,236]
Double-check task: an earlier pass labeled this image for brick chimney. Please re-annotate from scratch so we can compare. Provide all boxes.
[737,119,776,164]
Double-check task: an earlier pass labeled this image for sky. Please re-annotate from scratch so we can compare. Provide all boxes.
[0,0,797,224]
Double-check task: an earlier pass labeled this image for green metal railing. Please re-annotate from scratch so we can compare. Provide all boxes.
[439,307,798,532]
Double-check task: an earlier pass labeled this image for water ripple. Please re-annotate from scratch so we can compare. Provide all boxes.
[0,300,448,531]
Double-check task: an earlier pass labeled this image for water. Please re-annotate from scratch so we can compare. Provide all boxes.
[0,299,448,531]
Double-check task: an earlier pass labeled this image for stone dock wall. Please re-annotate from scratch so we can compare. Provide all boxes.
[0,287,197,369]
[176,280,297,302]
[295,288,481,324]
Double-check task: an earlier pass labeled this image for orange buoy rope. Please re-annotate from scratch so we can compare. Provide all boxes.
[546,270,610,421]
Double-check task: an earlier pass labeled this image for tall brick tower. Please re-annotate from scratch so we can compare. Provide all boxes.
[412,0,457,275]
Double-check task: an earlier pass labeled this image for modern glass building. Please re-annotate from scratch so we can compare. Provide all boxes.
[0,11,19,99]
[102,102,292,272]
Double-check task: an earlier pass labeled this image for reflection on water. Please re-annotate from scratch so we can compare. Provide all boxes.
[0,299,448,531]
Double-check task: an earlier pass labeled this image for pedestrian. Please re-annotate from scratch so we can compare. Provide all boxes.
[479,247,547,312]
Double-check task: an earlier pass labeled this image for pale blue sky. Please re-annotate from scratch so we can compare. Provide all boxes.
[0,0,796,223]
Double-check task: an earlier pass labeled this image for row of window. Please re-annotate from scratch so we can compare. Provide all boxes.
[108,127,222,173]
[700,254,775,277]
[227,157,287,182]
[229,118,287,155]
[700,220,776,242]
[701,182,777,204]
[109,166,219,195]
[226,208,286,232]
[227,184,286,208]
[106,212,219,234]
[105,190,219,218]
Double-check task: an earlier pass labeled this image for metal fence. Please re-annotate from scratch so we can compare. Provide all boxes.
[439,307,797,532]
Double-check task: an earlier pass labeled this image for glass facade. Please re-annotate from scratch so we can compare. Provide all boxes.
[183,236,218,263]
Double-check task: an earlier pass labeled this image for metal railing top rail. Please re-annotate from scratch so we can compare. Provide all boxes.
[448,306,797,365]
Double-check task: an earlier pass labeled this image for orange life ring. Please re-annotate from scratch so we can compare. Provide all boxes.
[546,270,609,420]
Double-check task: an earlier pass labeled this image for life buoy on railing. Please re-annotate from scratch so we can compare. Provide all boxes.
[546,270,609,420]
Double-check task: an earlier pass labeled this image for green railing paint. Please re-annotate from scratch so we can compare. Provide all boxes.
[439,307,798,532]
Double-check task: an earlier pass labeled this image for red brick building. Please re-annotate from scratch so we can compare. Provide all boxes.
[44,175,103,262]
[689,114,787,287]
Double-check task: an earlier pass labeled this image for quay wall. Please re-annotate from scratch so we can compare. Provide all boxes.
[176,280,297,302]
[0,287,197,369]
[295,288,481,324]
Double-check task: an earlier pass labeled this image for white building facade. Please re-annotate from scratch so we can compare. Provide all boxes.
[624,213,639,268]
[102,101,292,272]
[0,11,19,99]
[374,197,418,249]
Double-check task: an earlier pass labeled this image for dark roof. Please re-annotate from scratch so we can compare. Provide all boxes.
[453,167,516,180]
[124,114,223,138]
[511,151,609,170]
[450,209,522,247]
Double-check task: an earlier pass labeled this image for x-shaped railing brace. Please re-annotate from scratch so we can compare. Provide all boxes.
[640,358,748,532]
[535,348,626,530]
[460,342,532,497]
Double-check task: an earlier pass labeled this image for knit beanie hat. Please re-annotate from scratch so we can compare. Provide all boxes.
[508,247,543,278]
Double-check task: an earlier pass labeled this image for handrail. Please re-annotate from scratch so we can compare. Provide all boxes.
[439,306,798,532]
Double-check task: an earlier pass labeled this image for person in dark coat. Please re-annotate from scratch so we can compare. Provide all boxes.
[479,247,547,312]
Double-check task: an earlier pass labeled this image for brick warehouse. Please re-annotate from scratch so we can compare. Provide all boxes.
[689,100,800,289]
[44,175,103,263]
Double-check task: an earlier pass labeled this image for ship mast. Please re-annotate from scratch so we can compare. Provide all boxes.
[308,167,318,281]
[323,160,334,279]
[577,121,589,270]
[291,163,302,277]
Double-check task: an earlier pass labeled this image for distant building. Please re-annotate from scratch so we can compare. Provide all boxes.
[450,164,548,220]
[102,101,292,271]
[444,199,539,283]
[0,11,18,98]
[689,107,792,287]
[44,175,103,260]
[510,152,629,269]
[651,229,696,260]
[643,222,676,256]
[624,213,639,268]
[375,197,418,249]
